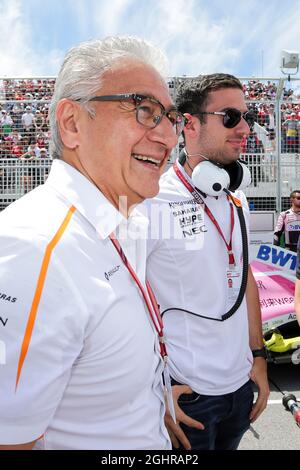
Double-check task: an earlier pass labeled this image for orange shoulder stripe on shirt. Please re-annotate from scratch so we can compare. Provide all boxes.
[231,195,242,207]
[15,205,76,391]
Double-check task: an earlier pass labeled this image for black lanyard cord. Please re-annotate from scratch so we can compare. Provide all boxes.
[221,189,249,321]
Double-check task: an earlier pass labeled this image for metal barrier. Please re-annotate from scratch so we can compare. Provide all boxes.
[0,158,51,209]
[0,154,283,212]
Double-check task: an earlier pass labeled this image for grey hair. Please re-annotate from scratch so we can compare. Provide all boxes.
[49,36,169,159]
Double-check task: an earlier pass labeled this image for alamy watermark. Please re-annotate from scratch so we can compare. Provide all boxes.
[94,195,206,251]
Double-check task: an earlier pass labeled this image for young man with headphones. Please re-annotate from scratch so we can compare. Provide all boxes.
[144,74,269,450]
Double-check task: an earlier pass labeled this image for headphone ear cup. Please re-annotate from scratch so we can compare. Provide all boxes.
[191,161,230,196]
[225,160,251,191]
[237,160,252,189]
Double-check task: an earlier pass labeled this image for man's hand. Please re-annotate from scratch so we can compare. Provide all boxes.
[249,357,270,422]
[165,384,204,450]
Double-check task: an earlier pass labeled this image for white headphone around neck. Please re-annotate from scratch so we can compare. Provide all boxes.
[179,149,252,197]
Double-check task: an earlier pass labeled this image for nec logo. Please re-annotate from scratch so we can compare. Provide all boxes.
[104,265,120,281]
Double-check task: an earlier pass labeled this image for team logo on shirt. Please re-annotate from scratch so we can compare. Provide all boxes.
[104,265,121,281]
[169,199,207,238]
[0,293,16,327]
[0,292,17,303]
[0,316,8,327]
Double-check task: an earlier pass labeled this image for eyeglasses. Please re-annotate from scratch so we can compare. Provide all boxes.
[293,196,300,200]
[88,93,186,136]
[196,108,254,129]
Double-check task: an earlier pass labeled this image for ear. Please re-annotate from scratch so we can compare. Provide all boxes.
[56,98,81,150]
[183,113,200,139]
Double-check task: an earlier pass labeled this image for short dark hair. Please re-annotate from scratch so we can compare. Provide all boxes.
[176,73,243,124]
[290,190,300,198]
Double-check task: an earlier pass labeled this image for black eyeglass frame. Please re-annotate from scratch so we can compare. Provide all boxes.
[195,108,253,129]
[88,93,186,135]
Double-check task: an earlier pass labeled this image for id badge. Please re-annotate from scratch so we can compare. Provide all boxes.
[163,359,176,423]
[226,267,241,311]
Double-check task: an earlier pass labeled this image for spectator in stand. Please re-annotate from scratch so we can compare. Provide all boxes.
[274,190,300,252]
[10,128,22,144]
[39,148,48,158]
[283,112,300,153]
[241,130,264,187]
[11,139,25,158]
[265,103,275,141]
[0,136,13,158]
[36,132,46,148]
[21,106,35,140]
[27,141,41,159]
[33,110,45,135]
[0,109,14,137]
[11,103,23,130]
[257,104,267,127]
[0,137,14,191]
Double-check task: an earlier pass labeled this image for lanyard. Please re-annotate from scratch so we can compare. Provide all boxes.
[109,234,167,360]
[173,160,236,266]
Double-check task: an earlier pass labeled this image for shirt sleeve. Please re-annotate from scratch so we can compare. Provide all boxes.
[0,234,84,445]
[273,211,285,245]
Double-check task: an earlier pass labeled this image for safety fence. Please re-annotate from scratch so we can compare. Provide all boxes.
[0,158,51,210]
[0,155,295,212]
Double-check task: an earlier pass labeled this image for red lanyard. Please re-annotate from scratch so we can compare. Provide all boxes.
[173,160,236,266]
[109,234,167,360]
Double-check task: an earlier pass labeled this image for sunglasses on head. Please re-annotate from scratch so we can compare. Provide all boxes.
[196,108,254,129]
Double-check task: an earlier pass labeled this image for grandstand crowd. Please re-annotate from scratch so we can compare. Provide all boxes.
[1,77,300,167]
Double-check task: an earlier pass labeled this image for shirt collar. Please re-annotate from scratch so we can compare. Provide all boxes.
[45,159,125,239]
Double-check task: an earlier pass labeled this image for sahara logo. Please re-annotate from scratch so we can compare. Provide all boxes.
[0,292,17,303]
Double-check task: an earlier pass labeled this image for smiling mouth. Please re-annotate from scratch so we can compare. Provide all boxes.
[132,154,162,167]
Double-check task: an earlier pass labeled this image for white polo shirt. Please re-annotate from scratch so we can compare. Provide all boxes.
[141,162,253,396]
[0,159,170,450]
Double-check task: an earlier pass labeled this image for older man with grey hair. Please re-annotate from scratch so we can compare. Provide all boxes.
[0,36,186,450]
